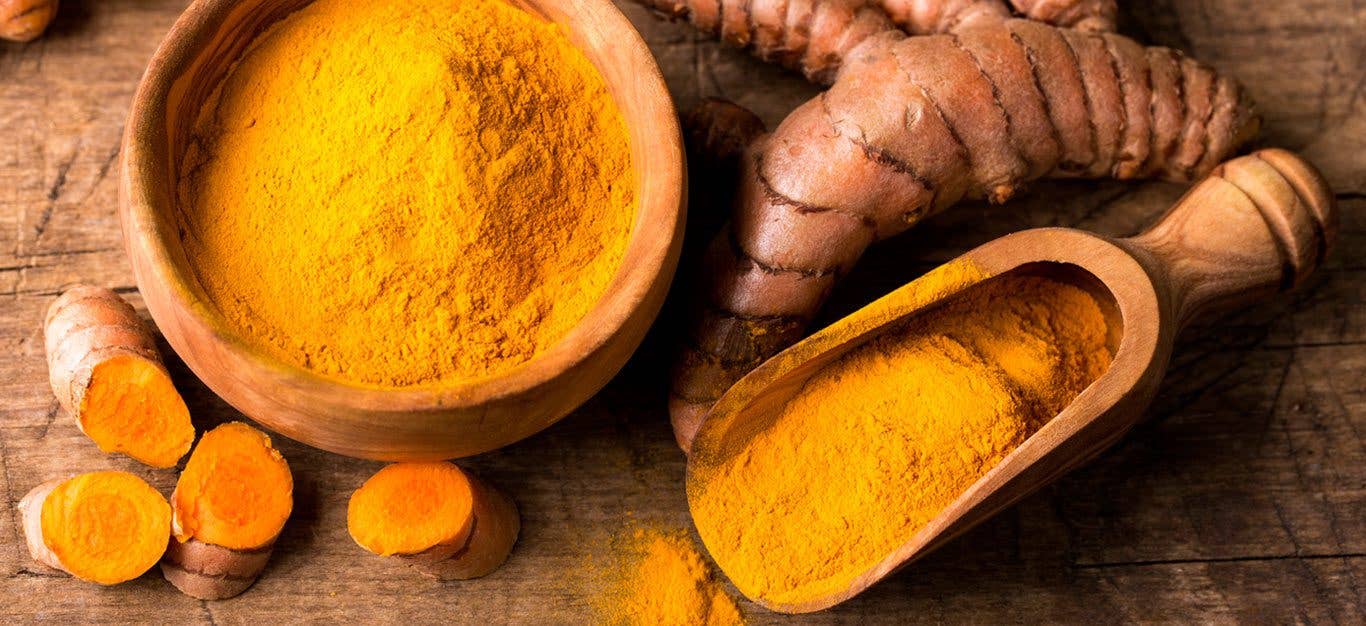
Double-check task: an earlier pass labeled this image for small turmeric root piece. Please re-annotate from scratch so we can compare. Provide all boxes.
[45,285,195,468]
[637,0,894,85]
[632,0,1115,84]
[878,0,1115,34]
[0,0,58,42]
[685,98,768,171]
[348,462,520,580]
[162,421,293,600]
[19,471,171,585]
[1007,0,1115,32]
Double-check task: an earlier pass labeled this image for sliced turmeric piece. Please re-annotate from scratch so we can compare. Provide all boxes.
[19,471,171,585]
[163,421,293,600]
[348,462,520,579]
[0,0,60,43]
[170,422,293,549]
[44,285,195,468]
[348,462,475,556]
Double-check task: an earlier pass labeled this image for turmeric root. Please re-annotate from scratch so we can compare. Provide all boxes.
[685,99,768,172]
[632,0,1114,84]
[669,21,1258,451]
[19,471,171,585]
[637,0,892,84]
[162,421,293,600]
[0,0,57,42]
[1006,0,1115,32]
[878,0,1115,34]
[348,462,520,580]
[684,99,770,242]
[45,286,195,468]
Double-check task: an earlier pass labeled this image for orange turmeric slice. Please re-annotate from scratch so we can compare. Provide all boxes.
[20,471,171,585]
[347,462,476,556]
[79,355,194,467]
[171,422,293,551]
[348,462,520,579]
[44,286,195,468]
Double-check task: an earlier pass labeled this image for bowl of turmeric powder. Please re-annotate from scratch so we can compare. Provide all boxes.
[120,0,684,459]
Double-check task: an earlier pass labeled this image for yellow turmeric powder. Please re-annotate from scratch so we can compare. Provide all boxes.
[177,0,634,386]
[691,271,1114,606]
[592,525,744,625]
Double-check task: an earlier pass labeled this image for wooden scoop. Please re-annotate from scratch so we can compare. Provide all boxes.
[686,149,1336,613]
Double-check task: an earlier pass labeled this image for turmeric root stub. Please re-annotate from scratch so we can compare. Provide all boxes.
[176,0,634,388]
[691,273,1115,606]
[44,286,194,468]
[348,462,520,579]
[163,421,293,600]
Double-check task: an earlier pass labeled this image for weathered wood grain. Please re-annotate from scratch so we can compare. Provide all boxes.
[1,1,1362,623]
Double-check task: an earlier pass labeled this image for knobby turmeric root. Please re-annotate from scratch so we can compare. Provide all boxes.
[348,462,520,580]
[685,98,768,173]
[0,0,58,42]
[632,0,1115,84]
[19,471,171,585]
[1006,0,1116,32]
[670,20,1259,451]
[44,285,195,468]
[162,422,293,600]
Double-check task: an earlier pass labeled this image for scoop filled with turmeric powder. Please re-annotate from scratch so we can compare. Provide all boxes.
[689,269,1114,608]
[684,148,1340,612]
[176,0,635,387]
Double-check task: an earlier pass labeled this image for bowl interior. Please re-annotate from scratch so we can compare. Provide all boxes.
[142,0,683,408]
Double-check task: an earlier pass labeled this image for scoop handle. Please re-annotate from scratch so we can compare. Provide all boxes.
[1126,149,1336,327]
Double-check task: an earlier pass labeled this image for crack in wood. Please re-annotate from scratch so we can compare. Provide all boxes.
[35,401,59,440]
[0,284,138,299]
[33,146,81,242]
[199,600,219,626]
[0,430,21,547]
[7,568,65,580]
[1076,552,1366,569]
[22,246,122,259]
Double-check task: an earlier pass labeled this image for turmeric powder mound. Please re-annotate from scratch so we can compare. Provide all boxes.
[37,471,171,585]
[347,462,476,557]
[691,274,1114,605]
[171,422,293,551]
[177,0,634,387]
[592,526,744,626]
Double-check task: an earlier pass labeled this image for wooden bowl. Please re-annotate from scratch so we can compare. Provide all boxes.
[119,0,685,460]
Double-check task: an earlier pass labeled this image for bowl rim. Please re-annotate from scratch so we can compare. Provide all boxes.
[121,0,685,412]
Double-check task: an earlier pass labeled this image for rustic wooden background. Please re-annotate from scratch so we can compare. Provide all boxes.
[1,1,1362,623]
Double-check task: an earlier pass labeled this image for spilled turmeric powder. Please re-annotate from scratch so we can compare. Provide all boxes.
[691,271,1114,606]
[177,0,634,387]
[592,525,744,625]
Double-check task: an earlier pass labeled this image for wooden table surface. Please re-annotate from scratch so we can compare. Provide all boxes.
[2,1,1362,623]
